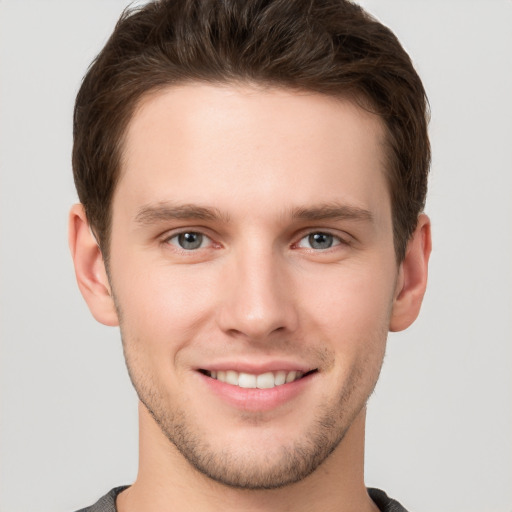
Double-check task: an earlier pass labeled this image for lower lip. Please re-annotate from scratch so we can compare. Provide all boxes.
[198,372,316,412]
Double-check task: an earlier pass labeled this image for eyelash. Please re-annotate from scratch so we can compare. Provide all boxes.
[162,229,350,252]
[294,231,348,251]
[164,231,217,251]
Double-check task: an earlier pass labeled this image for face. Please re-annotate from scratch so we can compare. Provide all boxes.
[108,84,399,489]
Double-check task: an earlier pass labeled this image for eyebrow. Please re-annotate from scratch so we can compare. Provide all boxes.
[134,201,373,226]
[134,202,230,225]
[290,203,374,223]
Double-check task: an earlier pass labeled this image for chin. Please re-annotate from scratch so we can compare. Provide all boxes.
[138,384,363,490]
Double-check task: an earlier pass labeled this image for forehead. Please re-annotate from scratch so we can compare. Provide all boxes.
[115,83,390,224]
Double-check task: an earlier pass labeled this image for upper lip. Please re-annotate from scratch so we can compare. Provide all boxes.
[196,360,316,374]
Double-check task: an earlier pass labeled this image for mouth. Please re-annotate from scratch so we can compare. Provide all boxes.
[199,369,317,389]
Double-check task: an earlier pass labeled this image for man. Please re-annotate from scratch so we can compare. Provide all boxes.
[69,0,431,510]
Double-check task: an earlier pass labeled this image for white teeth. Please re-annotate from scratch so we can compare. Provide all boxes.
[256,372,275,389]
[210,369,305,388]
[238,373,256,388]
[285,370,297,383]
[225,370,239,385]
[274,370,286,386]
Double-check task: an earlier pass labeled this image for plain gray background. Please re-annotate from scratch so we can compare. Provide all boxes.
[1,1,511,511]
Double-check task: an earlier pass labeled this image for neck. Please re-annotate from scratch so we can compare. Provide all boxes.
[117,403,377,512]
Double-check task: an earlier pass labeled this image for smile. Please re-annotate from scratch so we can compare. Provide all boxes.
[201,369,314,389]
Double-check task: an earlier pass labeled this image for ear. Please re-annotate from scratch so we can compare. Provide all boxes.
[389,213,432,332]
[68,204,119,326]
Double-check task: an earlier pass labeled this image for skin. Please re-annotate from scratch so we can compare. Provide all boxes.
[69,84,431,512]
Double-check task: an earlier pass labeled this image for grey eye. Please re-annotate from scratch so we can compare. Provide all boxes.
[297,232,341,250]
[174,232,205,250]
[308,233,334,250]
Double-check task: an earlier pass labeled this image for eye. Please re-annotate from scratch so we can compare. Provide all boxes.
[166,231,211,250]
[297,232,342,250]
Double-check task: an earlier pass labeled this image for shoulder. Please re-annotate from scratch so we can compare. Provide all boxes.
[74,486,129,512]
[368,488,410,512]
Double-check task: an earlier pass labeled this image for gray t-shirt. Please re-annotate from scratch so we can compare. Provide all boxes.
[75,486,409,512]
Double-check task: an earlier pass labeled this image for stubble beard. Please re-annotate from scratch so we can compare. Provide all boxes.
[143,392,349,490]
[120,334,384,491]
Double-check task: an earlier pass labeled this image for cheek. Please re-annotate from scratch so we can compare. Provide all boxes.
[299,260,396,363]
[304,261,396,325]
[111,260,219,349]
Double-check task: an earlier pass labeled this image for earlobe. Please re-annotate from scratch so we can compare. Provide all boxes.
[389,213,432,332]
[68,204,119,326]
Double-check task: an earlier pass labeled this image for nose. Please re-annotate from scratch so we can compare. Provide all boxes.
[216,246,299,341]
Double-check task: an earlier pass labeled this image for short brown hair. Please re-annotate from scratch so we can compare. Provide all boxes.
[73,0,430,263]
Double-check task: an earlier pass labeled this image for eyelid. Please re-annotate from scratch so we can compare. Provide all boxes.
[293,229,352,249]
[169,232,210,249]
[161,228,219,250]
[158,226,352,253]
[296,233,339,250]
